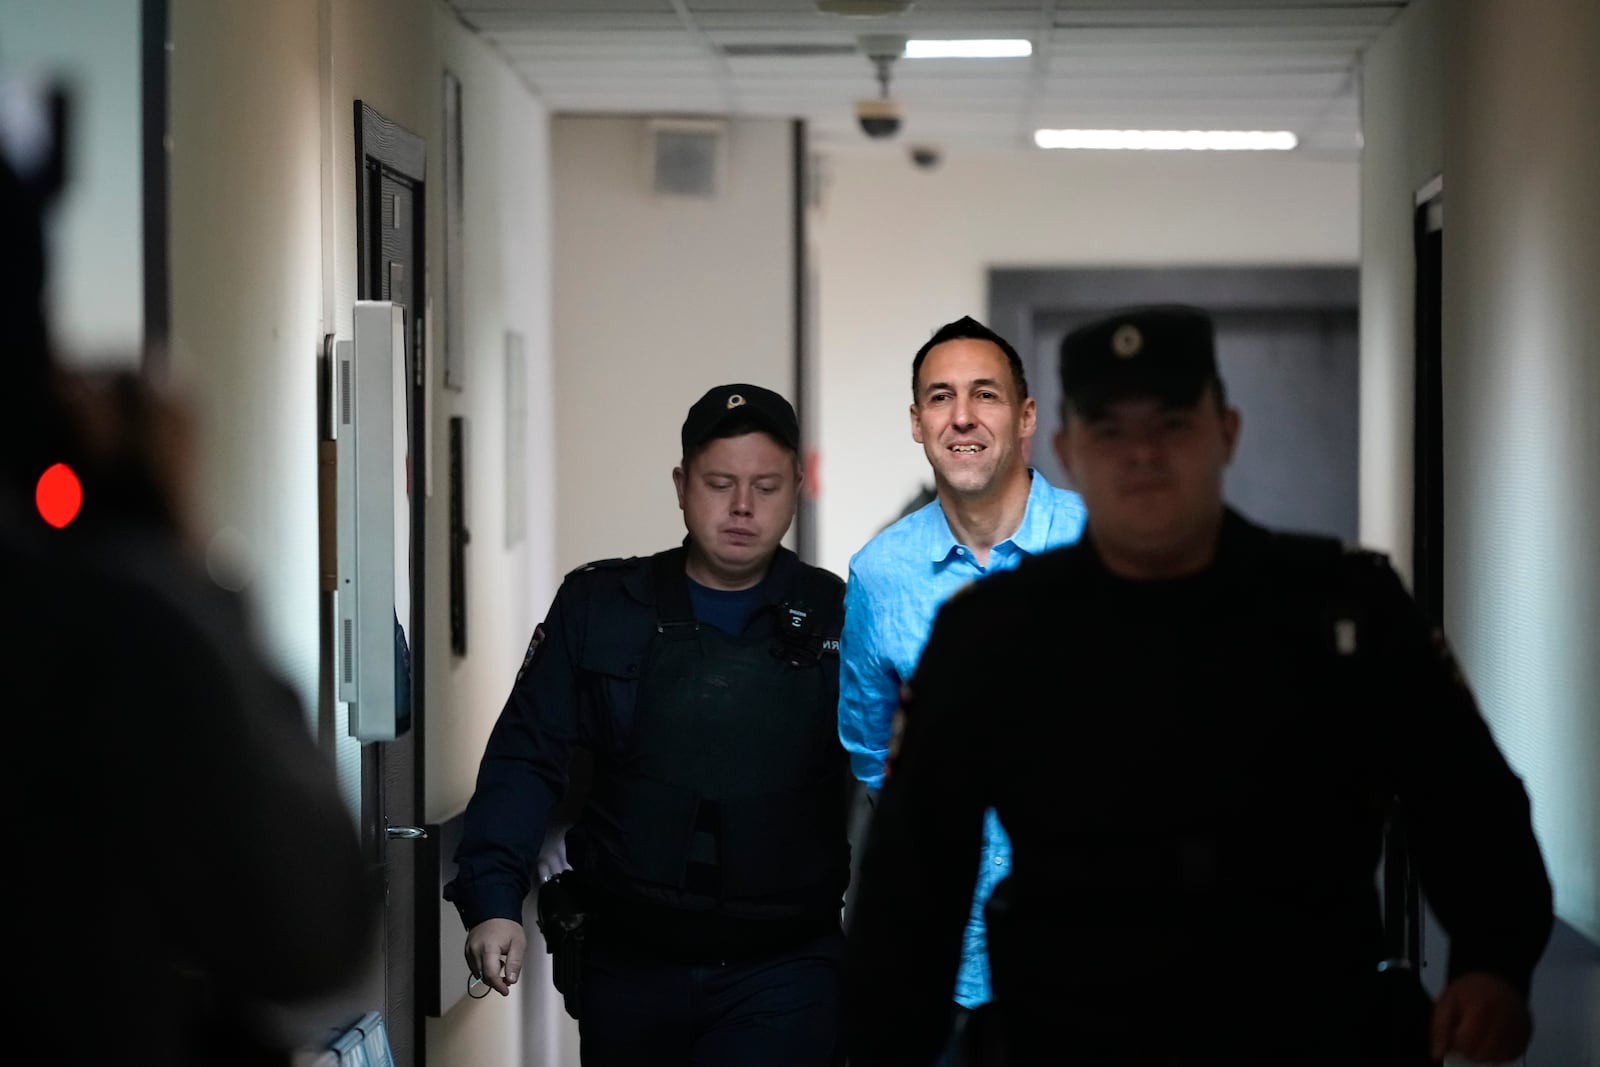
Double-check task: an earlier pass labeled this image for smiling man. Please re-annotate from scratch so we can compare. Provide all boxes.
[837,316,1085,1061]
[448,384,852,1066]
[843,305,1552,1067]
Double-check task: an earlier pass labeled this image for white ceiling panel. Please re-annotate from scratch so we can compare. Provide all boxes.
[444,0,1409,155]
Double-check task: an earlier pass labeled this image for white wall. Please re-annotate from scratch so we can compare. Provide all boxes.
[811,149,1360,577]
[1361,0,1600,949]
[166,1,563,1064]
[551,116,795,573]
[1356,0,1446,574]
[1440,0,1599,945]
[0,0,143,366]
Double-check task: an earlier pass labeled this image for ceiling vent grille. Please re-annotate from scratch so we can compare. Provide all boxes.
[814,0,914,15]
[719,43,857,58]
[649,119,726,198]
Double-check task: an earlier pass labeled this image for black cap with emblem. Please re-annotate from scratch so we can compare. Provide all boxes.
[681,383,801,455]
[1058,304,1222,418]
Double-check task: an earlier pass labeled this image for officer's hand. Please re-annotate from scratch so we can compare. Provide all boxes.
[1430,970,1532,1063]
[464,918,526,997]
[536,824,572,884]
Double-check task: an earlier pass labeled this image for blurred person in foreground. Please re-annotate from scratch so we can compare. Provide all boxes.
[0,109,372,1065]
[836,315,1084,1061]
[843,304,1553,1066]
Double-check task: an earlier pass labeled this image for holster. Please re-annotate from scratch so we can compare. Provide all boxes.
[535,871,588,1020]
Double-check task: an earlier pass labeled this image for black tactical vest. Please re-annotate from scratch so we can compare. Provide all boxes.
[582,549,849,926]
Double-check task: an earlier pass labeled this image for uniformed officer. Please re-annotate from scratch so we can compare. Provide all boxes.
[842,305,1554,1066]
[446,384,851,1066]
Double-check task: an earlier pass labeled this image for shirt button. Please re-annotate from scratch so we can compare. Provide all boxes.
[993,856,1004,865]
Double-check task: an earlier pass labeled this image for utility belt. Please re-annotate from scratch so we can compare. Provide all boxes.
[585,882,839,964]
[534,867,840,1019]
[534,871,589,1020]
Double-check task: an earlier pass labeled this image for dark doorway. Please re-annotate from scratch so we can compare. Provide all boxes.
[1412,178,1444,625]
[993,266,1360,541]
[141,0,169,367]
[1390,175,1445,988]
[355,100,427,1067]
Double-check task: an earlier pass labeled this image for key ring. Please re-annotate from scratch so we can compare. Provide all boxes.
[468,954,509,1000]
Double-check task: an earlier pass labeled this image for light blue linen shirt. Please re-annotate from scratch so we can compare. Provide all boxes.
[839,470,1086,1008]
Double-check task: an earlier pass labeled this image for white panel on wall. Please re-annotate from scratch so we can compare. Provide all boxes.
[505,329,527,547]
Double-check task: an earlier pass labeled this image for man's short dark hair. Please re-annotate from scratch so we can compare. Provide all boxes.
[911,316,1029,402]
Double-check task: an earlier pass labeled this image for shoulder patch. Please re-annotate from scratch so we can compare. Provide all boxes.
[515,624,547,683]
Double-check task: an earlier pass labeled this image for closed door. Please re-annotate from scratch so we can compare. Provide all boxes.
[356,100,428,1067]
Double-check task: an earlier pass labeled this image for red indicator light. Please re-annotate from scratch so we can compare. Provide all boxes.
[36,463,83,528]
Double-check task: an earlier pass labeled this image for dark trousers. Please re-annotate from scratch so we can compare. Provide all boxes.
[934,1005,972,1067]
[578,930,844,1067]
[960,1001,1404,1067]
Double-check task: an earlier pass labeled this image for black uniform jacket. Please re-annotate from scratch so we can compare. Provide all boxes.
[447,545,844,931]
[844,509,1553,1064]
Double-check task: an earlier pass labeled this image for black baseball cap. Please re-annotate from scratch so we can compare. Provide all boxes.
[1059,304,1222,416]
[681,383,800,455]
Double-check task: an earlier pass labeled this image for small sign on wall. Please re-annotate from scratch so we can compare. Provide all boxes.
[442,69,466,391]
[504,330,527,547]
[448,415,468,657]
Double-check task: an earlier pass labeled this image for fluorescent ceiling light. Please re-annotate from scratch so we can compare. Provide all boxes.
[904,39,1032,59]
[1034,129,1298,151]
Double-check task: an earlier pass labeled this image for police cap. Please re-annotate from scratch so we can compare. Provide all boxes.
[1059,304,1221,417]
[681,383,800,455]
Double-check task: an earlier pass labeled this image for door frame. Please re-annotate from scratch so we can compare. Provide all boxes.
[354,98,428,1067]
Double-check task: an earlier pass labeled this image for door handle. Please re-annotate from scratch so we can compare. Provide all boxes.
[386,825,428,840]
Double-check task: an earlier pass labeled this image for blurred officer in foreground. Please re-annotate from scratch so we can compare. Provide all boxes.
[0,98,373,1065]
[837,315,1085,1060]
[446,385,851,1066]
[843,304,1553,1066]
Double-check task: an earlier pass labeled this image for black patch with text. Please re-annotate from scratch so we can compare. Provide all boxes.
[516,624,547,682]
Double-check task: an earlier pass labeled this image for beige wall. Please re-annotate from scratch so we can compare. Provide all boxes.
[810,149,1360,577]
[1356,0,1446,572]
[167,0,564,1063]
[168,0,328,729]
[551,116,796,573]
[1361,0,1599,944]
[1438,0,1599,945]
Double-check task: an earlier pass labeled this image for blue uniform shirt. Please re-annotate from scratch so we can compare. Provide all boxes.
[839,470,1086,1008]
